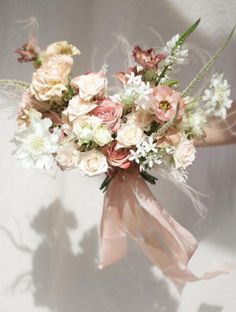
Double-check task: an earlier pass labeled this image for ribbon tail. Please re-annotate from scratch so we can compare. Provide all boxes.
[99,179,127,269]
[99,169,234,292]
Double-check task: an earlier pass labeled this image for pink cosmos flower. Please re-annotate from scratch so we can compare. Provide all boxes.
[152,86,185,122]
[91,98,123,132]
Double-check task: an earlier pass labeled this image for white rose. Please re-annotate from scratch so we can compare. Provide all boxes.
[64,95,97,122]
[72,73,107,101]
[81,127,94,144]
[94,126,112,146]
[30,54,73,101]
[174,135,196,169]
[116,122,143,148]
[56,143,80,170]
[79,150,108,176]
[72,115,101,135]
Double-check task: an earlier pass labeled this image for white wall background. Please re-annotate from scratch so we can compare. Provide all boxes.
[0,1,235,311]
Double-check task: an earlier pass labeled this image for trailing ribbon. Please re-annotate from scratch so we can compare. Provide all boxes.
[99,168,233,292]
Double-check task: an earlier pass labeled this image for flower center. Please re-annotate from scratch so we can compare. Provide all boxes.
[159,101,171,112]
[31,136,45,152]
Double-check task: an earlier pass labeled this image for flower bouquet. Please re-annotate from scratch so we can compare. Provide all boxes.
[1,18,235,291]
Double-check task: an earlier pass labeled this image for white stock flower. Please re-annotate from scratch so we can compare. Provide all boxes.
[13,109,59,170]
[203,73,232,119]
[174,135,196,169]
[64,95,97,122]
[116,122,143,148]
[79,150,108,176]
[93,126,112,146]
[164,34,188,65]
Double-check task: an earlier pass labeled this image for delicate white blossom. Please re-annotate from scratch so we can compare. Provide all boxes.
[203,73,232,119]
[13,109,59,169]
[122,72,153,110]
[129,135,162,171]
[164,34,188,65]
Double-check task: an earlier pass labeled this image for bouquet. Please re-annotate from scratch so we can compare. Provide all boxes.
[1,19,235,292]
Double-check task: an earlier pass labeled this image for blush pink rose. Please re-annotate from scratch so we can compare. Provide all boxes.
[152,86,185,122]
[104,140,132,169]
[91,98,123,132]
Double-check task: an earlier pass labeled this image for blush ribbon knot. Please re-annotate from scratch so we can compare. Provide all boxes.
[99,168,233,292]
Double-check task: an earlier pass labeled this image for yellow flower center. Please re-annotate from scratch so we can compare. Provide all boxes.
[31,136,45,152]
[159,101,171,112]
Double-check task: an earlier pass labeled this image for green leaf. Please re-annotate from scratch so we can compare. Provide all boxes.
[183,24,236,97]
[175,18,201,50]
[140,171,158,185]
[156,18,201,85]
[162,80,179,87]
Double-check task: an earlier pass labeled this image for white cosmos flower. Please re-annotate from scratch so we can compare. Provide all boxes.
[203,73,232,119]
[13,109,59,169]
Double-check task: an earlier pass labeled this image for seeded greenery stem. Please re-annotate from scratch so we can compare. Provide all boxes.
[0,79,30,89]
[155,18,201,85]
[183,25,236,97]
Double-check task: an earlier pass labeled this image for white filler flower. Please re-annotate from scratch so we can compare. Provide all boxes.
[13,109,59,169]
[203,73,232,119]
[164,34,188,65]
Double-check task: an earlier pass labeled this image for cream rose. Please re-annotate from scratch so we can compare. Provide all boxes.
[56,142,80,170]
[79,150,108,176]
[174,135,196,169]
[116,122,143,148]
[30,54,73,101]
[42,41,80,59]
[64,95,97,122]
[72,72,107,101]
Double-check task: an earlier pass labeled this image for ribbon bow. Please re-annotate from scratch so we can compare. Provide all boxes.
[99,168,232,292]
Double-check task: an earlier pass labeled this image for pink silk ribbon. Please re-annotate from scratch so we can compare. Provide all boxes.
[99,168,233,292]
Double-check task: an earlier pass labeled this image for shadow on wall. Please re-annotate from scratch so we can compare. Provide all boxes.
[11,200,178,312]
[197,303,223,312]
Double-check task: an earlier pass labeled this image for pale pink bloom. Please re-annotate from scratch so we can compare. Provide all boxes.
[152,86,185,122]
[71,72,107,101]
[91,98,123,132]
[56,142,80,170]
[174,134,196,169]
[156,128,183,148]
